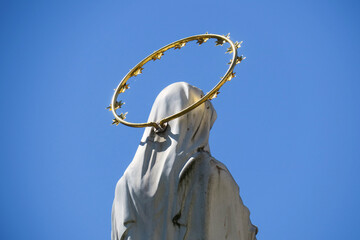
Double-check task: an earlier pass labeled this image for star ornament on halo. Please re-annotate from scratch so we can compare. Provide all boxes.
[227,55,246,65]
[119,84,130,93]
[112,112,128,125]
[107,100,125,111]
[215,38,226,46]
[174,42,186,50]
[132,67,144,77]
[196,37,209,45]
[227,72,236,81]
[112,118,120,125]
[226,41,242,54]
[209,91,220,100]
[152,52,164,61]
[119,112,128,120]
[236,55,246,64]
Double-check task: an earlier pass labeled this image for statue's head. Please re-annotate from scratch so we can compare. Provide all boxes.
[143,82,216,153]
[149,82,216,129]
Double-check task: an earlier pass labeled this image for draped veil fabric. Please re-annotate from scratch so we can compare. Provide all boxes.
[111,82,257,240]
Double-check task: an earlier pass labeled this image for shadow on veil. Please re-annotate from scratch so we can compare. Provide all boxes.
[139,124,180,153]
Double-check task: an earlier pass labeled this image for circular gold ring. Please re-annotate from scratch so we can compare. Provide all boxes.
[109,33,244,129]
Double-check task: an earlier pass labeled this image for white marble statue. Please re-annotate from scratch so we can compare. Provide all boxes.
[111,82,258,240]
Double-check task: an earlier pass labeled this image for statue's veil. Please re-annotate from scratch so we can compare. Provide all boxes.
[112,82,217,239]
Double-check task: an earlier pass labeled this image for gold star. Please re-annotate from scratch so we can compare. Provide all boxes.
[234,41,242,49]
[196,37,209,45]
[119,112,128,120]
[226,72,236,81]
[119,84,130,93]
[107,100,125,111]
[152,52,164,61]
[209,91,220,100]
[112,118,120,125]
[226,46,233,54]
[174,42,186,49]
[228,55,246,64]
[226,41,242,54]
[236,55,246,64]
[215,38,225,46]
[132,67,144,77]
[110,100,125,111]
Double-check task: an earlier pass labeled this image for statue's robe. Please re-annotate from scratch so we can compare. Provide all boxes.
[111,82,257,240]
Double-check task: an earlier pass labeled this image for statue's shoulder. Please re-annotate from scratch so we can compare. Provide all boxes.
[208,157,240,192]
[209,157,229,172]
[186,151,230,174]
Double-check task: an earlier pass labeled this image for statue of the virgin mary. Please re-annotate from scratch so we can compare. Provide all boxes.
[111,82,258,240]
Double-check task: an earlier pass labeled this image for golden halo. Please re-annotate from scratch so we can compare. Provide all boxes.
[109,33,245,130]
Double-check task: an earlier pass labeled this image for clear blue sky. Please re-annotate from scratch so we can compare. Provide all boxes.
[1,1,359,239]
